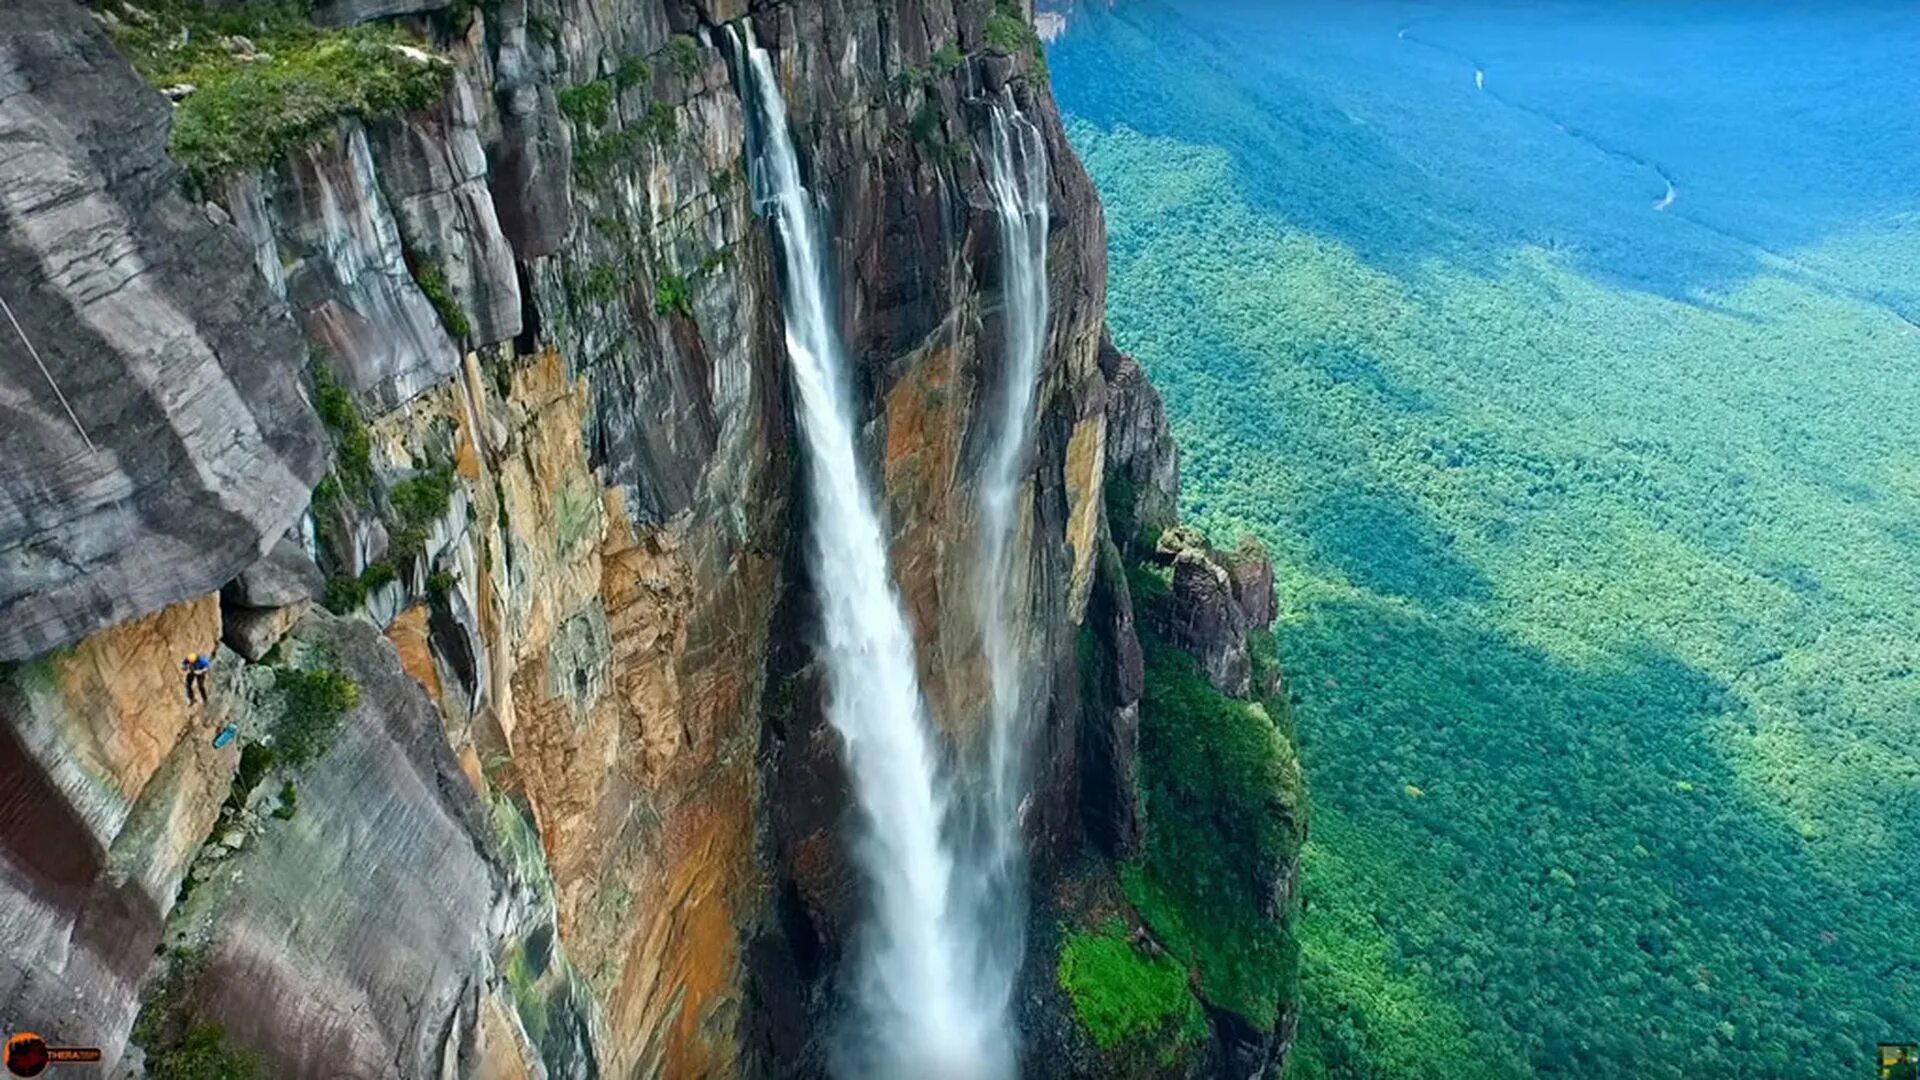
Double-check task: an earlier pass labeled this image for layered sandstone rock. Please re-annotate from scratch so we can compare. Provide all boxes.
[0,1,1298,1077]
[0,0,328,661]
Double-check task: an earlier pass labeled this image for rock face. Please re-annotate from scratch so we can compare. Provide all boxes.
[0,595,231,1072]
[166,613,538,1080]
[245,125,468,410]
[222,539,325,609]
[0,0,1299,1077]
[1079,537,1145,858]
[0,0,329,662]
[1101,340,1180,558]
[368,72,525,349]
[1169,548,1254,697]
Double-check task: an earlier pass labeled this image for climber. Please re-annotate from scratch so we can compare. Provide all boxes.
[181,652,211,704]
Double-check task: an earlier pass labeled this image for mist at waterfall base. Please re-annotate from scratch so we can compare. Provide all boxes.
[731,33,1050,1080]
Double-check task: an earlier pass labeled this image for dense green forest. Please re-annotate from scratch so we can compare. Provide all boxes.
[1051,2,1920,1076]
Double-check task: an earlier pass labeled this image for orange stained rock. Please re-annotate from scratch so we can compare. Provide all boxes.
[605,777,754,1080]
[384,604,443,705]
[456,743,487,799]
[882,340,974,732]
[1063,409,1108,621]
[474,989,535,1080]
[45,593,221,802]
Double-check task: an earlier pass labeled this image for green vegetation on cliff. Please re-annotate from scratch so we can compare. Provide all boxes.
[273,664,359,767]
[132,950,259,1080]
[1061,528,1303,1062]
[1125,634,1302,1028]
[1054,3,1920,1077]
[146,1025,260,1080]
[1058,922,1207,1063]
[97,0,448,180]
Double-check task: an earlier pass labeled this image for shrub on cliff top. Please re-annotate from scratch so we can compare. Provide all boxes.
[96,0,448,180]
[1058,922,1207,1064]
[274,665,359,767]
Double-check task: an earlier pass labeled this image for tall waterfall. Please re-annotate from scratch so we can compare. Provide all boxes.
[731,29,1010,1080]
[977,94,1051,841]
[964,92,1051,1008]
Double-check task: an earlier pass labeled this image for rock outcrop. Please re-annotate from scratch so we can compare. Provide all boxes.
[1101,339,1181,558]
[0,0,328,661]
[0,0,1301,1077]
[160,613,543,1080]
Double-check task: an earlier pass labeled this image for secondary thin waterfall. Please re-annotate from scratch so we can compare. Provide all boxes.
[966,91,1051,999]
[978,94,1051,836]
[731,29,1010,1080]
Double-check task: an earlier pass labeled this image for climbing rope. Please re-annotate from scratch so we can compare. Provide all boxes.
[0,290,95,453]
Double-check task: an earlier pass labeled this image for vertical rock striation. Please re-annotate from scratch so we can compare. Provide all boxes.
[0,1,1301,1077]
[0,0,328,662]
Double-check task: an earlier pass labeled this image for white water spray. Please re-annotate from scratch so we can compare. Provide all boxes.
[975,93,1051,881]
[731,29,1010,1080]
[952,91,1053,1056]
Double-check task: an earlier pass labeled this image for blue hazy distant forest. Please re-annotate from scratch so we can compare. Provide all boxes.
[1048,1,1920,1076]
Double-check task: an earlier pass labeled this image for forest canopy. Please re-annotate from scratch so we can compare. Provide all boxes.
[1052,2,1920,1076]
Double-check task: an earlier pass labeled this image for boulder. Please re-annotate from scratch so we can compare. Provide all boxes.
[1226,535,1277,629]
[1169,548,1252,698]
[220,601,309,662]
[223,539,325,609]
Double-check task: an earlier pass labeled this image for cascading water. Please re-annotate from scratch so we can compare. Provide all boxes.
[977,93,1051,836]
[964,91,1051,1008]
[730,29,1011,1080]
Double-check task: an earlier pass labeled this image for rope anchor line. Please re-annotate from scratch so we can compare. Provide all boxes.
[0,291,96,454]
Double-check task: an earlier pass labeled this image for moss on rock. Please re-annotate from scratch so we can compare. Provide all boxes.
[97,0,449,181]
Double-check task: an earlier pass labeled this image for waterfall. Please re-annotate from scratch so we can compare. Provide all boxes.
[730,29,1011,1080]
[965,92,1051,1000]
[978,94,1051,833]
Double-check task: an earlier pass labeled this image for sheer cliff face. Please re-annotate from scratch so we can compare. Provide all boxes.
[0,1,329,662]
[0,1,1292,1077]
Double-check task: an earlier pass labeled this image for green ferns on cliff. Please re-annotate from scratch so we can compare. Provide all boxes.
[96,0,447,180]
